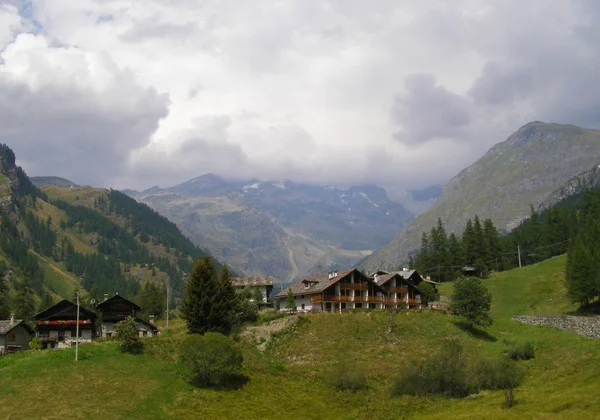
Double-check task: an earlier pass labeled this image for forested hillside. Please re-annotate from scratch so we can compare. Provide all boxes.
[413,180,600,308]
[0,144,217,322]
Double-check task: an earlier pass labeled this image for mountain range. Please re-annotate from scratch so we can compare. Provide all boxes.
[360,121,600,271]
[124,176,414,281]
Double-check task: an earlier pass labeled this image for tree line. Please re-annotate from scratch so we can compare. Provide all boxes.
[412,185,600,308]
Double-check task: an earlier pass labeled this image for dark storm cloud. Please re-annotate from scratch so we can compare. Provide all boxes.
[391,74,471,145]
[0,76,169,186]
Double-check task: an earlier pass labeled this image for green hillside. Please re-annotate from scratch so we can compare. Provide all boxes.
[0,144,217,320]
[2,255,599,419]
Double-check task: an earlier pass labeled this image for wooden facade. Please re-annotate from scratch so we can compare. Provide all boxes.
[96,294,158,338]
[31,300,97,349]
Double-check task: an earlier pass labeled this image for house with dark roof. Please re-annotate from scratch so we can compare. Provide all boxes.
[0,314,34,355]
[275,269,387,312]
[231,276,274,303]
[372,270,424,309]
[31,300,97,349]
[95,294,159,338]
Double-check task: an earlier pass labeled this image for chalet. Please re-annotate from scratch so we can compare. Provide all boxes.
[31,300,97,349]
[231,276,274,303]
[275,269,387,312]
[372,270,423,309]
[0,314,34,355]
[95,294,159,338]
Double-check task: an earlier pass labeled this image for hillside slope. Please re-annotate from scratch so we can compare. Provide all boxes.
[0,144,217,316]
[361,122,600,271]
[2,255,600,419]
[128,176,412,280]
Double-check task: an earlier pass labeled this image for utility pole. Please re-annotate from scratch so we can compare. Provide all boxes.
[166,283,169,329]
[75,291,80,362]
[518,245,522,268]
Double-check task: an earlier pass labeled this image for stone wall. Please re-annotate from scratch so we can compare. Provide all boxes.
[512,315,600,339]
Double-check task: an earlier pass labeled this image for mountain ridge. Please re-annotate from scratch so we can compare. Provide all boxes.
[360,121,600,271]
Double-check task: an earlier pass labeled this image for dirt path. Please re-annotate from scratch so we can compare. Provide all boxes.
[241,315,298,351]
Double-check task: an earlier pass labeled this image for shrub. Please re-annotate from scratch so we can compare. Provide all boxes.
[476,357,525,408]
[450,277,493,328]
[29,337,43,351]
[330,361,367,391]
[114,316,143,354]
[506,340,535,360]
[391,341,474,398]
[179,332,243,387]
[419,282,436,306]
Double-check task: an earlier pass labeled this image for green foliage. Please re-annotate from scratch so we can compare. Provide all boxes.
[178,332,243,387]
[330,360,367,391]
[450,277,493,328]
[475,357,526,408]
[285,288,296,311]
[140,282,165,320]
[418,282,435,306]
[180,257,237,335]
[506,340,535,361]
[114,316,143,354]
[12,277,36,320]
[0,264,8,319]
[29,337,44,351]
[391,341,474,398]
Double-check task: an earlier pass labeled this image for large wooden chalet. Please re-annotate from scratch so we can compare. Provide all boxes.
[372,270,425,309]
[96,294,158,338]
[275,269,387,312]
[31,300,97,349]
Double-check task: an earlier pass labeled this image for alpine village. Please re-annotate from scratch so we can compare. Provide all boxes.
[4,5,600,419]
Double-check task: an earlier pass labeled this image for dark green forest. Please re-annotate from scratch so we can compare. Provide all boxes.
[412,186,600,308]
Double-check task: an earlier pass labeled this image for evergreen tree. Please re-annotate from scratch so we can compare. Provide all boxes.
[216,264,239,334]
[462,219,477,265]
[447,233,463,278]
[0,268,8,319]
[38,291,54,312]
[285,288,296,311]
[13,277,36,320]
[140,282,165,320]
[180,256,230,335]
[483,219,501,271]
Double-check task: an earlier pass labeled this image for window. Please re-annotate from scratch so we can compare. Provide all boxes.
[301,303,305,310]
[301,295,305,299]
[8,333,16,342]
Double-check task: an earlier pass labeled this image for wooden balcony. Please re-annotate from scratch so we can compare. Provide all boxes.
[310,295,385,303]
[340,283,369,290]
[385,286,409,294]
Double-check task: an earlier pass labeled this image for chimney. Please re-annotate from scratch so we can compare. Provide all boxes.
[103,293,109,301]
[374,273,379,282]
[10,313,14,326]
[149,315,155,325]
[403,267,409,272]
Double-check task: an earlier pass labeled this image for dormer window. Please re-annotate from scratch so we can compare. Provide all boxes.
[304,282,310,289]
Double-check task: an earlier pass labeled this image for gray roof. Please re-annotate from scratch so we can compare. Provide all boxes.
[275,269,385,298]
[231,277,274,287]
[0,319,33,335]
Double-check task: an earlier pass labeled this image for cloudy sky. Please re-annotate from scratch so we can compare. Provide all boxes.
[2,1,600,195]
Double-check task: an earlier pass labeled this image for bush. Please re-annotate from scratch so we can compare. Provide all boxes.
[330,361,367,391]
[391,341,474,398]
[179,332,243,387]
[506,340,535,360]
[450,277,493,328]
[29,337,43,350]
[114,316,143,354]
[419,282,436,306]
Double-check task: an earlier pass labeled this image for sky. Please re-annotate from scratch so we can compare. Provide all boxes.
[2,0,600,196]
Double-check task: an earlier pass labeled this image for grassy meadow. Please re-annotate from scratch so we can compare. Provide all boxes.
[1,254,599,419]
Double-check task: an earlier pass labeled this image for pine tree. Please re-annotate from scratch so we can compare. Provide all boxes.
[13,277,36,320]
[462,219,477,265]
[448,233,463,277]
[483,219,501,271]
[216,264,239,334]
[566,235,593,306]
[0,268,8,319]
[38,291,54,312]
[180,256,231,335]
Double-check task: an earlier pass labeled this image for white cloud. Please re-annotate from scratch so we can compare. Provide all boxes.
[3,0,600,192]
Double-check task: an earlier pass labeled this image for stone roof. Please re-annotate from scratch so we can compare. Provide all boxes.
[231,277,274,287]
[275,269,385,298]
[0,319,33,335]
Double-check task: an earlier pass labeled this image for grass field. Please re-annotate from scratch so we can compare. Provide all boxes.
[1,254,599,419]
